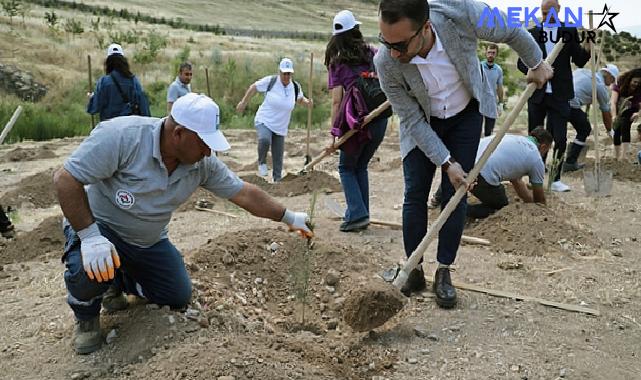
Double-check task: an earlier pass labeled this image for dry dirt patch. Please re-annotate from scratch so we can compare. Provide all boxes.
[564,158,640,183]
[0,215,64,265]
[0,146,57,163]
[0,168,57,209]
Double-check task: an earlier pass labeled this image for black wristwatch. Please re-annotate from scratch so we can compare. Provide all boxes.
[442,157,456,172]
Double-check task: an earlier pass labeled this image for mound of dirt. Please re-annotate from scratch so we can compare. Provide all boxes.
[466,200,602,257]
[564,158,640,183]
[241,171,342,197]
[0,169,57,209]
[0,146,56,163]
[343,281,405,332]
[180,228,398,379]
[0,215,64,265]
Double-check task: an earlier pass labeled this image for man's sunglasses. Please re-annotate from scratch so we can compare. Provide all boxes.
[378,27,422,54]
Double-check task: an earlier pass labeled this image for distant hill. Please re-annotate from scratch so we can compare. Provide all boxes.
[621,25,641,39]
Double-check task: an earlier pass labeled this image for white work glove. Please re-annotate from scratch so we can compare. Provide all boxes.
[78,223,121,282]
[497,103,504,117]
[281,209,313,238]
[608,129,614,139]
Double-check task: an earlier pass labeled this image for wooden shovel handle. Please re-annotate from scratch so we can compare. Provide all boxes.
[303,100,391,172]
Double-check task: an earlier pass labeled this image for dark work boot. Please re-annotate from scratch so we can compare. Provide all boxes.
[102,284,128,312]
[433,268,457,308]
[400,267,426,297]
[74,317,102,355]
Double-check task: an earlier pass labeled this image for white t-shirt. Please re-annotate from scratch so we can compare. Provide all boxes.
[254,75,303,136]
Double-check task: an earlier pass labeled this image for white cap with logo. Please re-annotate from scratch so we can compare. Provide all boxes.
[170,93,231,152]
[106,43,124,57]
[279,58,294,73]
[332,10,361,36]
[601,64,619,79]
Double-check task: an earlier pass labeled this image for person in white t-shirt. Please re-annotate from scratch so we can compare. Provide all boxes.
[236,58,313,182]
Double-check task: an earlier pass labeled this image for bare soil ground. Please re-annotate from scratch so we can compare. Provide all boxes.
[0,128,640,380]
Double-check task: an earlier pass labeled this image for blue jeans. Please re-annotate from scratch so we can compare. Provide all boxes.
[62,223,192,321]
[402,100,482,265]
[338,117,388,222]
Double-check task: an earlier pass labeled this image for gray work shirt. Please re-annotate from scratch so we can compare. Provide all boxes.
[478,135,545,186]
[64,116,244,247]
[167,77,191,103]
[481,60,503,100]
[569,69,611,112]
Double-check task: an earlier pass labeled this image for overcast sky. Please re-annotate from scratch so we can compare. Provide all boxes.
[482,0,634,29]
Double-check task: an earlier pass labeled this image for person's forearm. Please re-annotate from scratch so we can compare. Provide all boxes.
[53,168,94,231]
[330,87,343,126]
[330,101,340,126]
[240,85,257,105]
[167,102,173,114]
[497,85,504,103]
[532,187,546,204]
[602,111,613,131]
[230,183,286,221]
[511,180,533,203]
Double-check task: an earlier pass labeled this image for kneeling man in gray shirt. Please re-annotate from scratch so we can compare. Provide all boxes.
[53,93,312,355]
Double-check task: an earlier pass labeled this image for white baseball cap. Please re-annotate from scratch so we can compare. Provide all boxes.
[170,93,230,152]
[106,43,124,57]
[332,10,361,36]
[601,64,619,79]
[279,58,294,73]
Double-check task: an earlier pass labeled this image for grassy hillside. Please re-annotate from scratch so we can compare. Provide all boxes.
[2,1,639,142]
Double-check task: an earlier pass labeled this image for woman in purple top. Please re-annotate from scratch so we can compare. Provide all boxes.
[324,10,389,232]
[610,68,641,161]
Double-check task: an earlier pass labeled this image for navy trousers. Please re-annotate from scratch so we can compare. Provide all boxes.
[402,100,482,265]
[62,223,192,321]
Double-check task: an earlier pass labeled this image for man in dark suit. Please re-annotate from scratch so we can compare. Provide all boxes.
[517,0,589,192]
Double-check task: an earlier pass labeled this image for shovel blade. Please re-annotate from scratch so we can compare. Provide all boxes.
[583,169,613,197]
[323,196,345,218]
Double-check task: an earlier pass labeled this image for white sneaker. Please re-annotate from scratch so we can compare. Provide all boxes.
[258,164,268,177]
[551,181,570,192]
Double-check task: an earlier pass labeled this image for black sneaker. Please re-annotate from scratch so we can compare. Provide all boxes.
[400,267,427,297]
[339,217,369,232]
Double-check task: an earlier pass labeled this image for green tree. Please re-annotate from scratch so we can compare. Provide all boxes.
[1,0,19,24]
[44,11,59,31]
[63,18,84,39]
